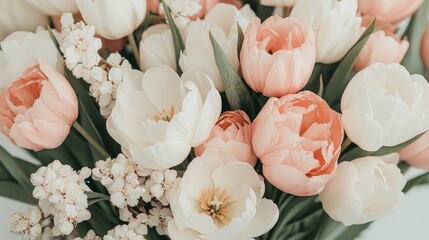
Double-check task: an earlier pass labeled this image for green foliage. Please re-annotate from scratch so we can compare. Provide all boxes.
[210,32,256,119]
[161,0,185,75]
[323,19,376,106]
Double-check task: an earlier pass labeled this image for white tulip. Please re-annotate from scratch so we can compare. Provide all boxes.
[341,63,429,152]
[0,29,63,92]
[75,0,147,40]
[320,153,406,226]
[168,150,279,240]
[0,0,48,40]
[290,0,362,63]
[139,24,176,72]
[260,0,297,7]
[107,66,222,170]
[26,0,78,15]
[179,3,255,92]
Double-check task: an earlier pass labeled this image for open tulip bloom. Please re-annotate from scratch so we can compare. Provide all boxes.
[1,0,429,239]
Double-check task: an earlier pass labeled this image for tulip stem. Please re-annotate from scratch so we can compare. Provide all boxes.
[283,7,291,18]
[127,33,140,68]
[340,137,352,153]
[72,122,110,158]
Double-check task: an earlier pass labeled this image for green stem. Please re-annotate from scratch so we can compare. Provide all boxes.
[283,7,291,18]
[341,137,352,154]
[127,33,140,68]
[72,122,109,159]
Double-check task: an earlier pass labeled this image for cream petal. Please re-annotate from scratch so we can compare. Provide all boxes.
[131,140,191,170]
[167,220,201,240]
[342,108,384,152]
[179,154,221,200]
[142,66,185,114]
[241,198,279,238]
[211,162,263,201]
[320,162,363,226]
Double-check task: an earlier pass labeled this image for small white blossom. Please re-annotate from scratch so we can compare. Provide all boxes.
[62,25,102,69]
[129,213,149,235]
[147,204,173,236]
[103,225,145,240]
[10,206,42,240]
[74,230,101,240]
[30,160,92,236]
[93,154,147,208]
[59,13,129,118]
[164,0,202,28]
[149,169,178,206]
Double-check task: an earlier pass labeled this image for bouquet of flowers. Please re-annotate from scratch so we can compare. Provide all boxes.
[2,0,429,239]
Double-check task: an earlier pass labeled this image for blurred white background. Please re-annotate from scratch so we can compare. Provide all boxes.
[1,134,429,239]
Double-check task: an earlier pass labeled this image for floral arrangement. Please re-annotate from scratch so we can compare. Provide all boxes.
[1,0,429,239]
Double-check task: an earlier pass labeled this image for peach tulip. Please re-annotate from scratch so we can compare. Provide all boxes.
[399,131,429,169]
[421,22,429,69]
[252,91,344,196]
[0,60,78,151]
[240,16,316,97]
[194,110,256,166]
[358,0,423,25]
[354,16,409,71]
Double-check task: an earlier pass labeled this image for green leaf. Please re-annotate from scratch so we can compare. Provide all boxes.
[47,27,63,57]
[315,214,346,240]
[0,181,37,204]
[0,146,33,192]
[340,133,424,162]
[209,32,256,119]
[404,172,429,193]
[257,5,275,21]
[267,196,320,239]
[337,223,371,240]
[64,69,120,157]
[317,76,324,97]
[161,0,185,75]
[323,19,377,105]
[401,0,429,75]
[237,22,244,58]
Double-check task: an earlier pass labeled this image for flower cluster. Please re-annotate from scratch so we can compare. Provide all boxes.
[59,13,131,117]
[92,154,177,235]
[164,0,202,28]
[4,0,429,239]
[9,206,43,240]
[30,160,92,236]
[92,154,149,208]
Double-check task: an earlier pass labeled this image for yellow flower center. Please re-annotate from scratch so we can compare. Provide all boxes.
[199,187,232,227]
[154,105,176,122]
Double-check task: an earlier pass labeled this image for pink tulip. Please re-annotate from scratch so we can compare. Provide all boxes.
[354,16,409,71]
[358,0,423,25]
[194,110,256,166]
[220,0,242,8]
[0,60,78,151]
[147,0,160,13]
[240,16,316,97]
[421,22,429,69]
[252,91,344,196]
[399,131,429,169]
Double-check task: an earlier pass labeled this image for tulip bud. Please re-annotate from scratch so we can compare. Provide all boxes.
[320,154,406,226]
[76,0,147,40]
